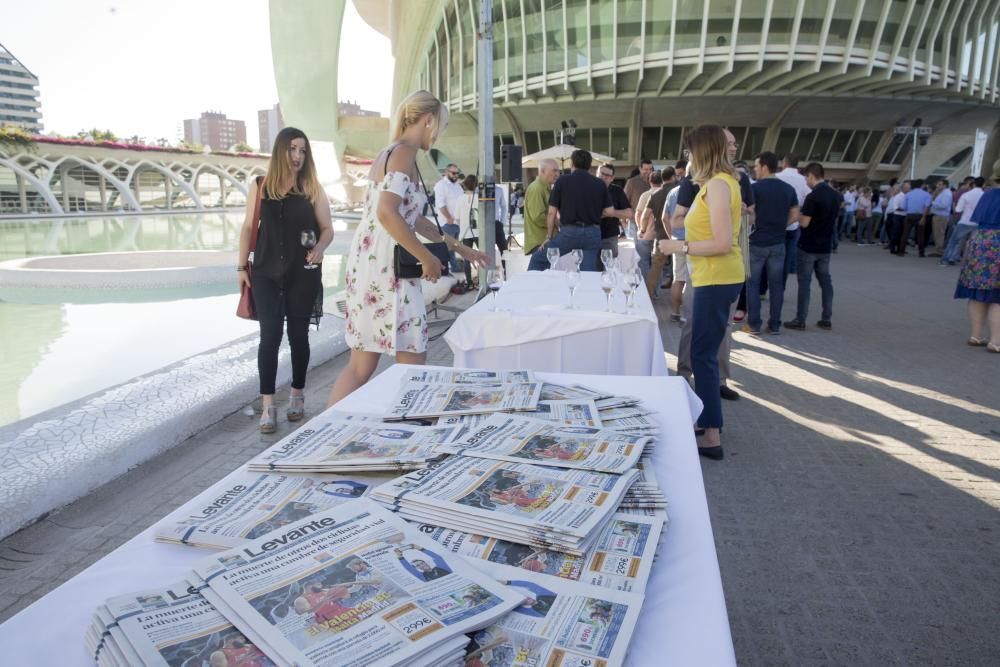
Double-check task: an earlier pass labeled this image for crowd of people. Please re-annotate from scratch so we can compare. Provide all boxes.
[518,127,999,459]
[235,88,998,457]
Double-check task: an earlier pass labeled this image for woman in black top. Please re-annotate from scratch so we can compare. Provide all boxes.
[238,127,333,433]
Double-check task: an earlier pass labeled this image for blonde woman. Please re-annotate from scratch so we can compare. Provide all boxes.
[327,91,489,405]
[238,127,333,433]
[658,125,744,460]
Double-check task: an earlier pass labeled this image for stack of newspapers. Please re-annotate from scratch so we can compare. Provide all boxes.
[152,470,388,549]
[96,501,524,667]
[246,418,458,473]
[86,580,276,667]
[440,412,651,474]
[88,367,670,667]
[384,379,543,420]
[370,456,639,555]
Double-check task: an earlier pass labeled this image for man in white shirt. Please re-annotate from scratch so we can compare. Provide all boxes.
[927,180,953,257]
[940,177,985,265]
[433,164,466,272]
[887,183,908,253]
[835,185,857,251]
[775,155,810,288]
[433,163,465,227]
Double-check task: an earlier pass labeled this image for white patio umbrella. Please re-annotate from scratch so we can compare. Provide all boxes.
[521,143,616,169]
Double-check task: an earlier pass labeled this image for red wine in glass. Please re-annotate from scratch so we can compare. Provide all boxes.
[301,230,318,269]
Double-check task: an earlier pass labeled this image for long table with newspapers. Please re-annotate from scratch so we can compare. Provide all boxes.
[0,364,735,666]
[444,270,669,376]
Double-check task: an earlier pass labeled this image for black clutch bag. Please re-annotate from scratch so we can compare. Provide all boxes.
[393,242,451,279]
[394,163,452,280]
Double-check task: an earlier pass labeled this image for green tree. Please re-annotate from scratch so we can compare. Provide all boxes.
[232,142,254,152]
[77,128,118,142]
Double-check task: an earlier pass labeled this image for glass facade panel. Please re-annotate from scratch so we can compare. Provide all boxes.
[545,0,566,76]
[742,127,766,161]
[618,0,645,59]
[590,128,611,155]
[646,0,673,53]
[591,1,614,62]
[662,127,684,161]
[444,5,460,102]
[611,127,630,160]
[858,132,880,164]
[462,0,476,97]
[786,128,812,158]
[525,131,541,155]
[506,1,525,86]
[796,0,830,47]
[524,0,545,78]
[809,129,835,161]
[841,131,865,163]
[565,0,589,67]
[827,130,851,162]
[641,127,660,161]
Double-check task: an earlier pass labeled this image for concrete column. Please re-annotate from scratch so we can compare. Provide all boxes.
[98,175,107,211]
[165,176,172,210]
[763,100,801,152]
[16,172,27,213]
[60,164,70,211]
[132,169,142,210]
[628,98,643,163]
[219,176,227,208]
[865,129,896,180]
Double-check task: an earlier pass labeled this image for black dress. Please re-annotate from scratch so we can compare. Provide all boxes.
[252,192,323,325]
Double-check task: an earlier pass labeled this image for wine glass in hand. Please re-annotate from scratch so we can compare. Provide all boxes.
[546,247,561,271]
[600,271,616,312]
[486,268,502,312]
[301,230,318,269]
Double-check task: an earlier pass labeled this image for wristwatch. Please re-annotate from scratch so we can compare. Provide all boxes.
[682,242,689,255]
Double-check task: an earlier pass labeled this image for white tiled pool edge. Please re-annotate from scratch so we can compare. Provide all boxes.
[0,276,460,540]
[0,322,348,540]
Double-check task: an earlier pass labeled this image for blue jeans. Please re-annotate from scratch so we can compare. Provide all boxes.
[442,223,462,272]
[528,225,602,271]
[783,228,800,288]
[635,239,653,279]
[691,282,743,429]
[942,224,976,263]
[748,243,786,332]
[796,250,833,322]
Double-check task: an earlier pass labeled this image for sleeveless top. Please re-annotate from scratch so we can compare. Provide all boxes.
[684,172,745,287]
[253,186,323,323]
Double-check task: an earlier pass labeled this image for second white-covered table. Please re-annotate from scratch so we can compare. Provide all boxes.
[445,270,669,376]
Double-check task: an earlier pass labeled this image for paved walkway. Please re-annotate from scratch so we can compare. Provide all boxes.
[1,246,998,665]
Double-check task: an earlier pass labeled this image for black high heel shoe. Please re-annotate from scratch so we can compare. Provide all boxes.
[698,445,724,461]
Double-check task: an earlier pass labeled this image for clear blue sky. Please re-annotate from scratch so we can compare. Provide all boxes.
[3,0,392,141]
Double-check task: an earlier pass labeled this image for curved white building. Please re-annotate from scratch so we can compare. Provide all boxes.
[270,0,1000,185]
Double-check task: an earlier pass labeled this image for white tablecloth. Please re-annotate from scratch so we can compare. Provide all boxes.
[445,271,669,376]
[0,364,731,666]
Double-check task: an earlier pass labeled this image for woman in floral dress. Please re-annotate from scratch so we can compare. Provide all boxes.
[327,91,489,405]
[954,159,1000,352]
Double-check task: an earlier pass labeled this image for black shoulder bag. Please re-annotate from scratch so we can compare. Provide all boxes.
[391,156,451,279]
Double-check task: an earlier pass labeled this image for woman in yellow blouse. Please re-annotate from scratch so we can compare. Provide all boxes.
[659,125,744,460]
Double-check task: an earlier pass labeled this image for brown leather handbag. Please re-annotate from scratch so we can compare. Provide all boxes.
[236,176,264,319]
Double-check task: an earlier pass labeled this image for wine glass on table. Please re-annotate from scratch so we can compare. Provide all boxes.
[600,248,613,271]
[301,230,318,269]
[600,271,616,312]
[546,247,561,271]
[565,266,581,309]
[486,268,502,312]
[623,267,642,312]
[570,249,582,269]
